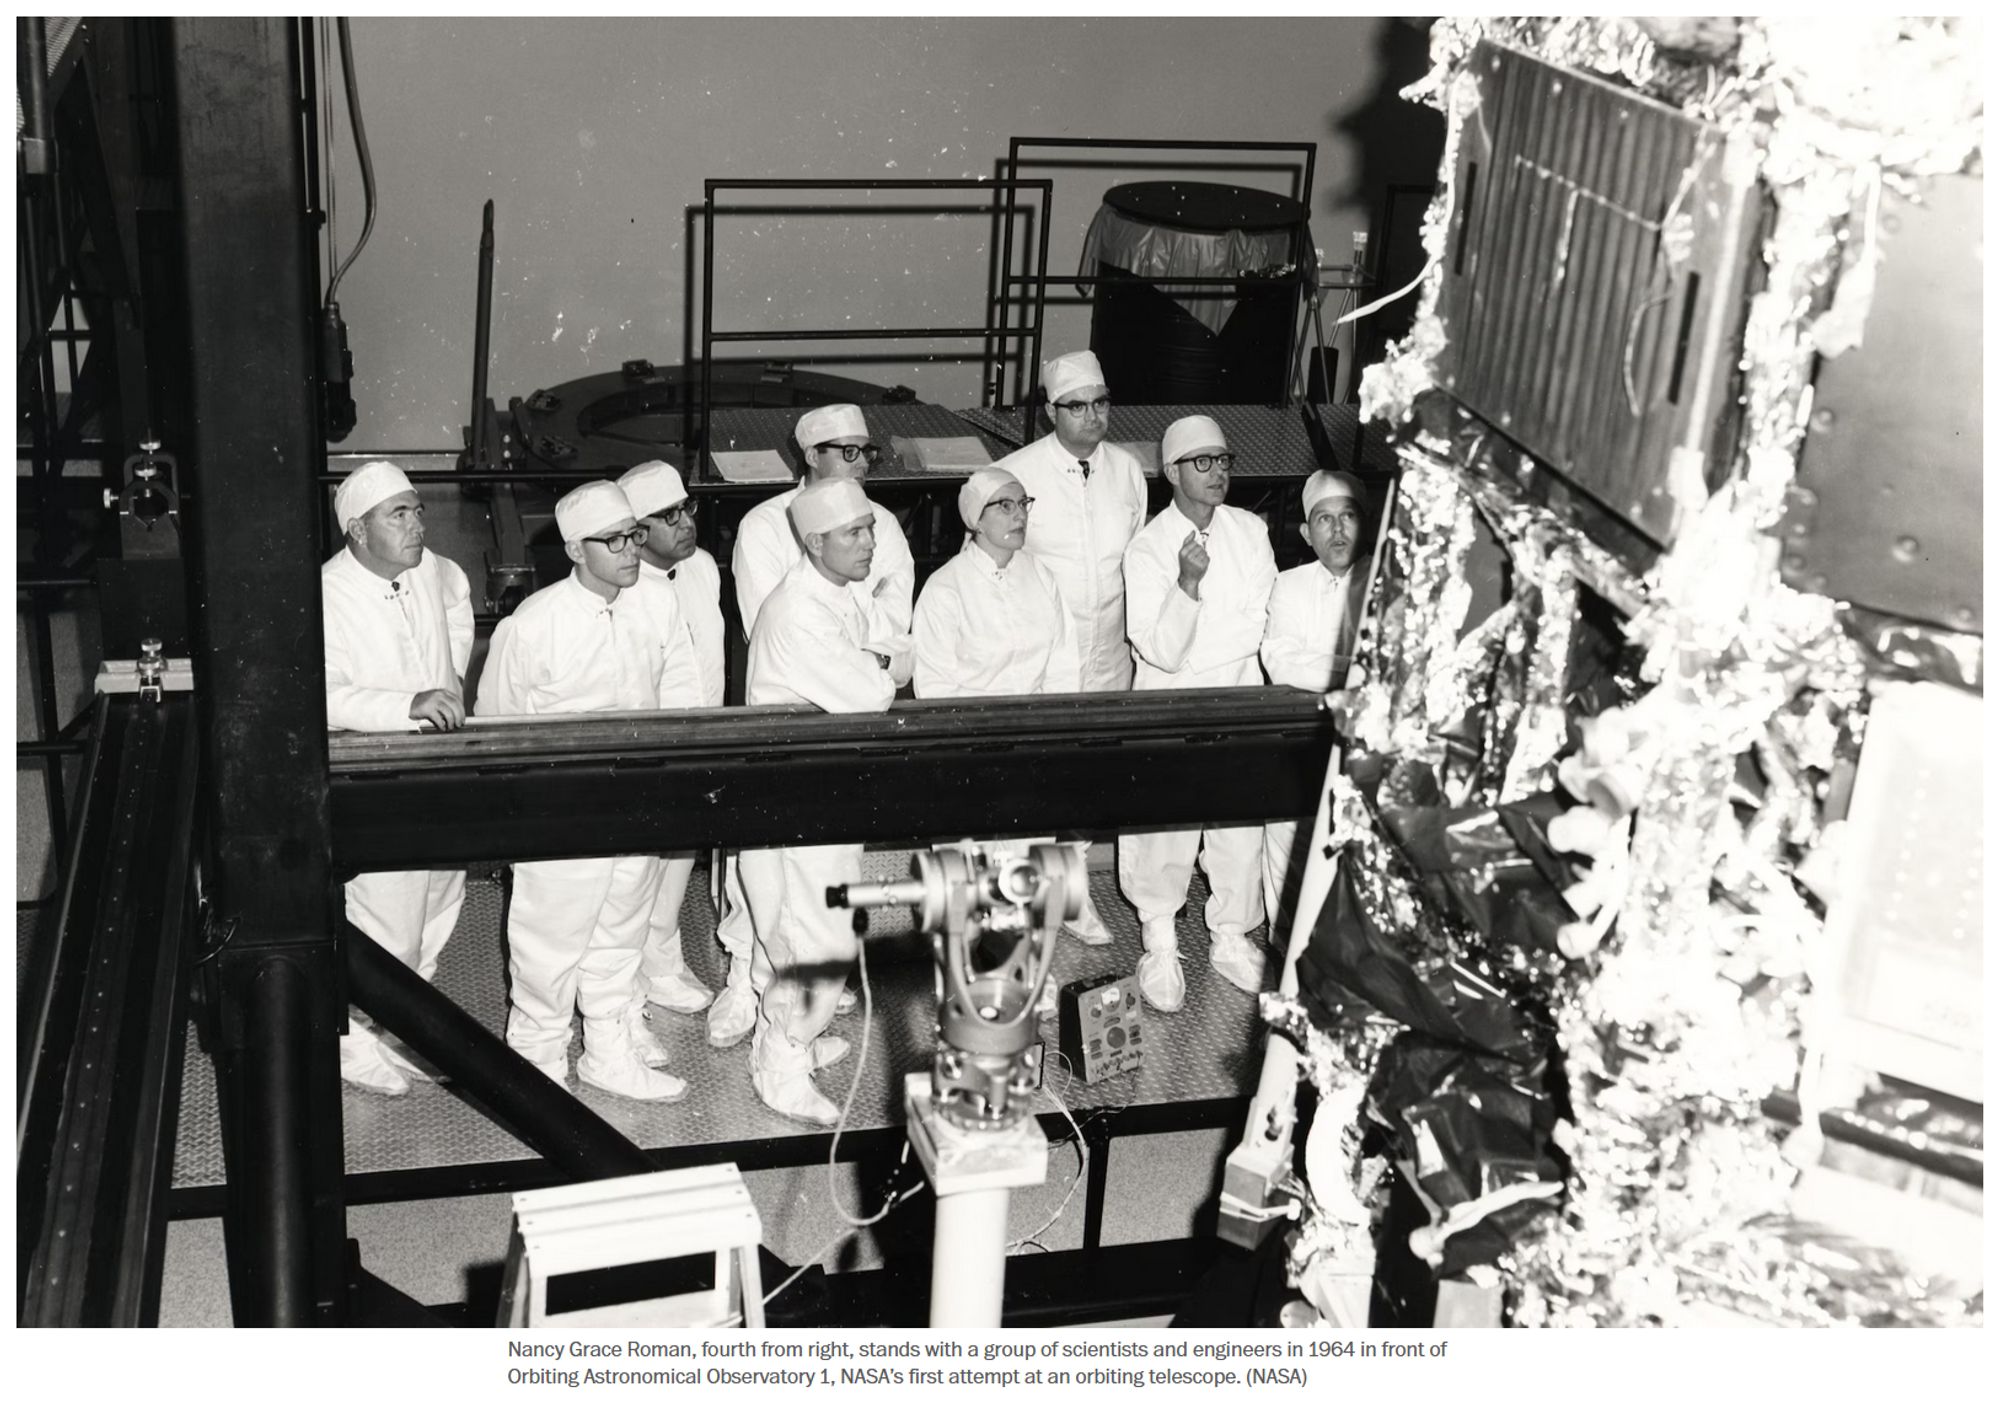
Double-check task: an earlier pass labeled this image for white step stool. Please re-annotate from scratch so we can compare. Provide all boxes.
[497,1164,765,1328]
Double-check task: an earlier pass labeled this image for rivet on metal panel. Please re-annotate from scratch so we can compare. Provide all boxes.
[1498,411,1511,427]
[1949,606,1975,629]
[1810,407,1836,432]
[1791,487,1818,507]
[1551,79,1562,94]
[1891,535,1921,562]
[1781,553,1806,573]
[1881,213,1902,235]
[1806,573,1828,592]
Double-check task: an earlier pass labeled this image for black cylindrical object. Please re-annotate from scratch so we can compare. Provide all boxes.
[239,957,317,1326]
[343,921,654,1181]
[1085,181,1307,405]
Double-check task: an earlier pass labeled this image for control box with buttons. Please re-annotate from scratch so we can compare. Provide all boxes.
[1056,972,1144,1084]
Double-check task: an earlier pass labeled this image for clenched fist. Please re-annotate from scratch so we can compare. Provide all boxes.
[1176,531,1211,599]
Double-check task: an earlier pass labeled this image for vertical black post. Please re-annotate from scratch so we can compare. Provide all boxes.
[700,182,716,468]
[469,199,495,467]
[169,17,348,1327]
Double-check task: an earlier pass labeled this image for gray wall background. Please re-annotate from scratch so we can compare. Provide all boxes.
[321,16,1440,450]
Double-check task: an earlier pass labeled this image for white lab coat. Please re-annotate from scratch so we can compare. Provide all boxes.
[323,545,473,732]
[667,548,727,710]
[741,561,901,1069]
[992,432,1147,691]
[476,572,665,1065]
[731,482,914,644]
[322,545,474,995]
[745,560,908,712]
[911,543,1081,699]
[624,559,709,711]
[1118,503,1278,937]
[1259,558,1359,940]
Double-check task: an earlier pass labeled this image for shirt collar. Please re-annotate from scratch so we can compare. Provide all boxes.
[561,568,621,611]
[966,539,1013,578]
[1159,502,1215,543]
[335,544,419,594]
[792,558,860,605]
[1046,432,1098,473]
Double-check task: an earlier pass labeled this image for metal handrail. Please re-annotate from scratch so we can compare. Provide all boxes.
[699,176,1054,464]
[993,136,1318,409]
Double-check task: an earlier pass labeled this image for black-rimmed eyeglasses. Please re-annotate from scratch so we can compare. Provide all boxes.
[583,527,649,553]
[1171,452,1236,473]
[649,502,696,526]
[982,496,1036,517]
[1051,396,1111,416]
[814,442,883,466]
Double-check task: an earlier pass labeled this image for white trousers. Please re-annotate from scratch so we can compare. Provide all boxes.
[345,869,465,980]
[739,842,862,1057]
[639,850,699,986]
[505,855,662,1062]
[714,852,752,960]
[1261,818,1312,943]
[1117,823,1264,936]
[345,869,465,1035]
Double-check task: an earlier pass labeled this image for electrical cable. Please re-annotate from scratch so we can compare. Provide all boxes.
[765,941,933,1309]
[320,19,337,277]
[324,17,378,306]
[1007,1077,1088,1252]
[765,1166,928,1308]
[825,939,889,1227]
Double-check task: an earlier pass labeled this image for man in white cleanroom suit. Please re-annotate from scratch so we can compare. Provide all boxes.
[323,460,474,1095]
[740,477,910,1126]
[610,460,713,1071]
[993,350,1146,946]
[474,480,683,1101]
[1261,469,1371,947]
[1119,416,1278,1012]
[711,404,915,1048]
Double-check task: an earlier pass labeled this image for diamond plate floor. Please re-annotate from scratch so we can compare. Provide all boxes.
[170,858,1269,1192]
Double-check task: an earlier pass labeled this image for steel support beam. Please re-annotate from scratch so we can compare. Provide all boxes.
[169,17,346,1327]
[344,924,653,1181]
[328,688,1337,872]
[17,696,200,1326]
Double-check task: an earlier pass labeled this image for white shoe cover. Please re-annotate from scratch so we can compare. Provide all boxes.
[645,966,715,1015]
[1067,893,1115,946]
[579,1024,686,1101]
[1208,932,1268,994]
[340,1032,410,1096]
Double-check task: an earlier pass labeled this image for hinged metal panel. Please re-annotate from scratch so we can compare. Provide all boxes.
[1436,41,1763,545]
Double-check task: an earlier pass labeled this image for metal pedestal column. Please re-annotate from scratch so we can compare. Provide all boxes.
[905,1076,1048,1328]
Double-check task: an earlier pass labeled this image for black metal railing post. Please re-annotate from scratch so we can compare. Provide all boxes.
[169,16,348,1327]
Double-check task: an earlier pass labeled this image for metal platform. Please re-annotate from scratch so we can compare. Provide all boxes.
[1309,402,1402,475]
[698,403,1016,489]
[168,860,1268,1211]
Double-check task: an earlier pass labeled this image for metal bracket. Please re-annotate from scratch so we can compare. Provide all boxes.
[96,642,194,697]
[104,440,182,522]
